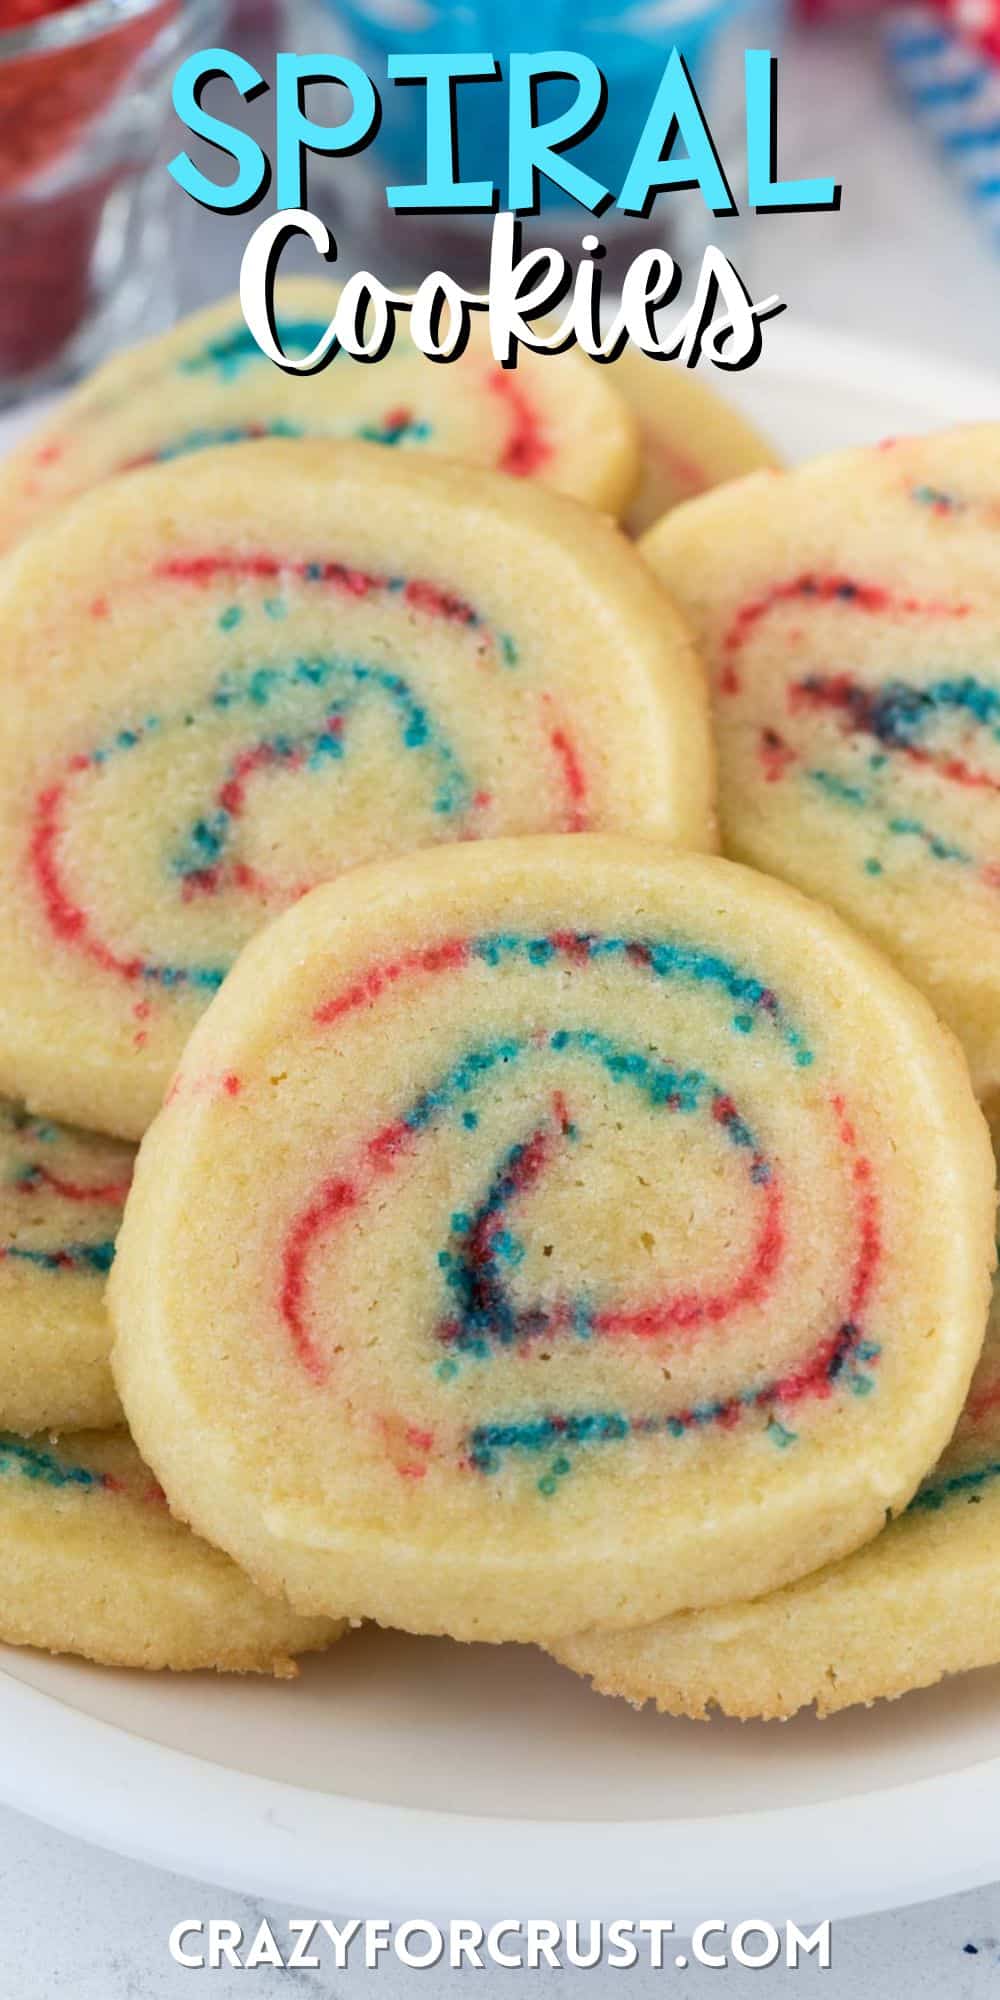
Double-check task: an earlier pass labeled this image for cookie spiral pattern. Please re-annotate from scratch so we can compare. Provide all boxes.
[0,277,639,553]
[0,1101,132,1433]
[0,441,710,1138]
[551,1190,1000,1720]
[0,1428,341,1674]
[109,840,994,1643]
[642,423,1000,1096]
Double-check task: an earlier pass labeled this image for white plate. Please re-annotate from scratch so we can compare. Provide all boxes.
[4,321,1000,1926]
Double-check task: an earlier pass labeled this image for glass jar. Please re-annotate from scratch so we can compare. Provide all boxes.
[0,0,221,405]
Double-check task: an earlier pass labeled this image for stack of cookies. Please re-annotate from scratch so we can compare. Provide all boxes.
[0,282,997,1720]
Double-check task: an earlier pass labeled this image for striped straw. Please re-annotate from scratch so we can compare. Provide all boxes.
[885,6,1000,248]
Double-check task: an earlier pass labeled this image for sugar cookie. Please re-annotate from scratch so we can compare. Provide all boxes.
[0,278,640,552]
[109,838,994,1644]
[0,1428,342,1673]
[0,1101,131,1433]
[0,440,712,1139]
[550,1213,1000,1719]
[642,425,1000,1096]
[605,352,779,535]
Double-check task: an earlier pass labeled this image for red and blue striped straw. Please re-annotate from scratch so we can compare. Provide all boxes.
[885,6,1000,246]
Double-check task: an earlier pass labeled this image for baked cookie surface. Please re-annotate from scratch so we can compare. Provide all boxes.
[109,838,994,1644]
[0,440,712,1138]
[606,352,779,535]
[550,1213,1000,1720]
[0,1428,342,1674]
[0,1101,131,1433]
[0,278,640,551]
[642,425,1000,1096]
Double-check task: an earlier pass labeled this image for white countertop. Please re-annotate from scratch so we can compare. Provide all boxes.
[3,1799,999,1996]
[4,21,1000,1995]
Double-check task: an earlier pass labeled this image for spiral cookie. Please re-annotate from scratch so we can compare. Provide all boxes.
[109,838,994,1644]
[0,1101,132,1433]
[605,353,779,536]
[551,1204,1000,1718]
[0,440,711,1139]
[0,1428,342,1673]
[642,424,1000,1097]
[0,278,639,553]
